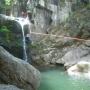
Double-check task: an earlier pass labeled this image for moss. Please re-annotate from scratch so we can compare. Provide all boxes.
[77,64,89,72]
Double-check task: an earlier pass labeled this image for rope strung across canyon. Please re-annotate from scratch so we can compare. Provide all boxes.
[30,32,90,42]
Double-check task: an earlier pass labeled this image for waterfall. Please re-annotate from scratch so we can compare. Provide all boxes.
[15,17,30,61]
[0,14,30,61]
[2,14,31,62]
[21,21,28,62]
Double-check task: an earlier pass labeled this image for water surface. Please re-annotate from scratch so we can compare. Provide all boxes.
[39,67,90,90]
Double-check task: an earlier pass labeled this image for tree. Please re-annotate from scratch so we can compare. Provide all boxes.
[0,0,13,15]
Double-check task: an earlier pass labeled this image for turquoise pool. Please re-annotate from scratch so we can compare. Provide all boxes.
[39,67,90,90]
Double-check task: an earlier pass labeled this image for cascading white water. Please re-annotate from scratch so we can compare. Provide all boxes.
[15,17,31,61]
[1,14,30,61]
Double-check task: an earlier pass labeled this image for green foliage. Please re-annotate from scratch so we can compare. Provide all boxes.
[0,26,11,43]
[30,42,43,50]
[0,0,12,13]
[0,26,10,33]
[5,0,11,5]
[29,42,45,54]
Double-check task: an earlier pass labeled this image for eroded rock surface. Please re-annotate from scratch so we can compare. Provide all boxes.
[57,44,90,68]
[0,46,40,90]
[0,84,23,90]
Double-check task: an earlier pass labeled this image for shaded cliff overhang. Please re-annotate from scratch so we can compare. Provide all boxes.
[35,5,53,15]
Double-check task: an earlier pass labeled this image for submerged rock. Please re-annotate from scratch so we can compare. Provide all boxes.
[0,84,23,90]
[0,46,40,90]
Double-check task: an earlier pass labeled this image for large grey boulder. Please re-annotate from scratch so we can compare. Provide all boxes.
[0,46,40,90]
[56,44,90,68]
[0,84,23,90]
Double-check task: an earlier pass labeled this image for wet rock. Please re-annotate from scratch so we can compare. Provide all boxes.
[0,46,40,90]
[0,84,23,90]
[0,14,31,60]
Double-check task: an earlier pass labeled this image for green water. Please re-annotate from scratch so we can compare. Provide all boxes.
[39,68,90,90]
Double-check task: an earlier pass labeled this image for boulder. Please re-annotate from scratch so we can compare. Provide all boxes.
[56,45,90,68]
[0,14,23,59]
[0,46,40,90]
[67,61,90,78]
[0,84,23,90]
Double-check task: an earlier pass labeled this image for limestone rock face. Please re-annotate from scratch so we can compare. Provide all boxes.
[0,85,23,90]
[0,46,40,90]
[57,45,90,68]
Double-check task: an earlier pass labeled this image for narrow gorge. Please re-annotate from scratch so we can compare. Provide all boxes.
[0,0,90,90]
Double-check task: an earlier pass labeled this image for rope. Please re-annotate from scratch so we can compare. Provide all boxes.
[30,32,90,42]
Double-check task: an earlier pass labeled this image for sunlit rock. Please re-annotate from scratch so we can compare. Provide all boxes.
[67,61,90,78]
